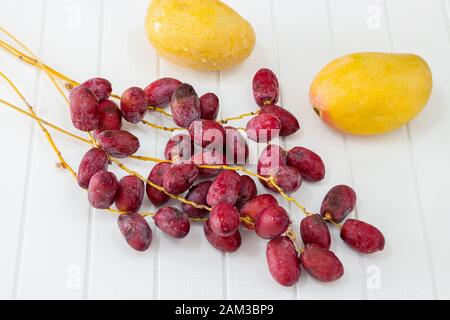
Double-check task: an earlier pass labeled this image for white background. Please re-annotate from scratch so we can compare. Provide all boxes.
[0,0,449,299]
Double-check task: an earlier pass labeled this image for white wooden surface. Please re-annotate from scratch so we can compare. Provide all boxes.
[0,0,449,299]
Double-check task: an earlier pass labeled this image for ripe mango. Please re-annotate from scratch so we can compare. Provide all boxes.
[145,0,256,71]
[310,52,432,135]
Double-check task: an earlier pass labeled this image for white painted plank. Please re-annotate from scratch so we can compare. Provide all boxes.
[16,0,103,299]
[329,0,436,300]
[274,0,366,299]
[87,0,158,300]
[220,0,295,300]
[388,0,450,299]
[0,0,44,299]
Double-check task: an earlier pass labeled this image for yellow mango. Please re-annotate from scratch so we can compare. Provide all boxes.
[310,52,432,135]
[145,0,256,71]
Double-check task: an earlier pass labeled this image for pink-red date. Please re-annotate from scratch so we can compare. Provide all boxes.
[146,163,171,206]
[204,220,242,253]
[246,113,281,143]
[182,181,212,218]
[95,100,122,136]
[255,205,290,239]
[115,175,144,213]
[120,87,148,123]
[206,170,241,207]
[170,83,201,128]
[69,86,100,131]
[340,219,385,254]
[266,165,302,194]
[97,130,140,158]
[300,243,344,282]
[239,194,278,230]
[189,119,226,148]
[287,147,325,182]
[320,185,357,222]
[144,77,181,107]
[253,68,279,106]
[79,77,112,102]
[118,213,152,251]
[266,236,300,287]
[200,93,219,120]
[77,147,109,189]
[88,170,119,209]
[163,163,199,195]
[259,104,299,137]
[209,202,240,237]
[154,207,190,239]
[300,214,331,249]
[235,175,257,209]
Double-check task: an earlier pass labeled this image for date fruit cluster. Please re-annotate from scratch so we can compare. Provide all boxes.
[68,68,385,287]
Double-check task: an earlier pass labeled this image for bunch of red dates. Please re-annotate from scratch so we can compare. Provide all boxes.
[69,68,384,287]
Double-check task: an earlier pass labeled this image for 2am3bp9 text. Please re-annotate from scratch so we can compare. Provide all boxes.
[174,304,274,317]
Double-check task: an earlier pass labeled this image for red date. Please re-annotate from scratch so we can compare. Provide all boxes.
[118,213,152,251]
[181,181,212,218]
[300,244,344,282]
[265,165,302,194]
[79,77,112,102]
[171,83,201,128]
[69,86,99,131]
[206,170,241,207]
[204,220,242,253]
[300,214,331,249]
[260,105,299,136]
[255,205,290,239]
[154,207,190,239]
[88,170,119,209]
[94,100,122,137]
[235,175,257,209]
[246,113,281,143]
[253,68,279,106]
[97,130,140,158]
[115,175,144,213]
[266,236,300,287]
[320,185,357,223]
[287,147,325,182]
[209,202,240,237]
[144,77,181,107]
[163,163,199,195]
[239,194,278,230]
[340,219,385,254]
[189,119,226,148]
[120,87,148,124]
[200,93,219,120]
[77,147,109,189]
[146,163,171,206]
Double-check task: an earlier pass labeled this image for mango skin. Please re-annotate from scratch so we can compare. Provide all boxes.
[310,52,432,135]
[145,0,256,71]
